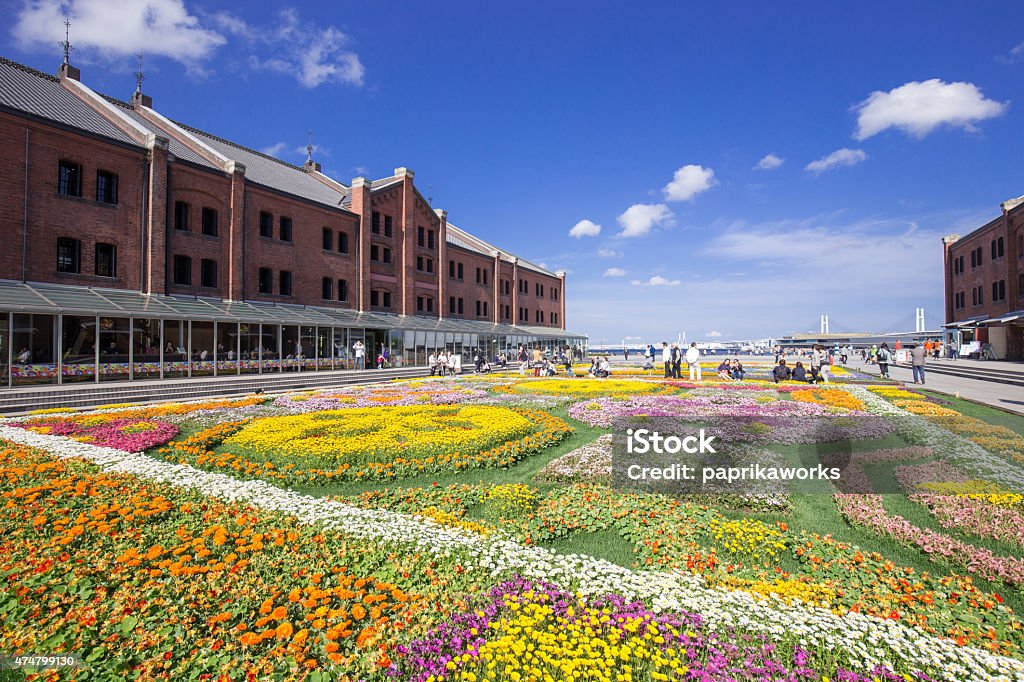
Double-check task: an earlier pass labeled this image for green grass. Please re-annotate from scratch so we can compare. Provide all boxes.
[541,528,637,568]
[920,390,1024,436]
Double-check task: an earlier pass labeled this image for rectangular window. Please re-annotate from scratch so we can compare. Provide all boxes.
[417,296,424,312]
[322,227,333,250]
[457,263,464,280]
[174,201,190,231]
[383,247,392,264]
[483,270,488,285]
[279,271,292,296]
[337,279,348,301]
[56,237,81,273]
[1019,274,1024,295]
[449,296,456,314]
[371,290,380,306]
[476,267,482,284]
[200,259,217,288]
[417,256,425,271]
[992,240,997,260]
[449,260,456,277]
[457,298,464,315]
[418,226,425,246]
[338,231,349,254]
[58,160,82,197]
[258,267,273,294]
[476,300,482,316]
[172,255,191,285]
[997,237,1005,258]
[95,242,116,277]
[96,170,117,204]
[259,211,273,237]
[201,207,218,237]
[384,215,393,237]
[483,301,488,317]
[371,212,381,234]
[383,291,392,308]
[428,230,435,249]
[322,277,333,300]
[426,259,433,274]
[371,245,380,261]
[426,298,433,312]
[279,217,292,242]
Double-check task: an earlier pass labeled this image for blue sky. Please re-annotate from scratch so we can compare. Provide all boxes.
[4,1,1023,341]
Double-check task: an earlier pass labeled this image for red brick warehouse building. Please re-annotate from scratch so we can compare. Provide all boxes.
[942,195,1024,360]
[0,55,586,386]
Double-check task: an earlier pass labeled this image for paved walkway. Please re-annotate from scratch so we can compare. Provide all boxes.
[848,358,1024,416]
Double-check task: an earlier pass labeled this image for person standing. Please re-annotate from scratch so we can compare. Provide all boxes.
[876,343,892,379]
[949,339,959,361]
[532,346,543,377]
[685,342,702,381]
[644,344,654,366]
[353,340,365,370]
[671,343,682,379]
[518,345,528,376]
[661,342,672,378]
[910,343,927,384]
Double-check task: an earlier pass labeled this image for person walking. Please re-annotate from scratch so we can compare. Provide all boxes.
[949,339,959,361]
[876,343,892,379]
[910,343,927,384]
[671,343,682,379]
[661,342,672,378]
[685,342,702,381]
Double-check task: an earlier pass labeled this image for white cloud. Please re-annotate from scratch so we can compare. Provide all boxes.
[753,154,784,171]
[597,248,621,258]
[259,141,287,156]
[602,267,627,277]
[662,165,717,201]
[706,330,722,338]
[1000,42,1024,63]
[225,9,363,88]
[805,148,867,174]
[568,219,602,239]
[630,275,681,287]
[853,79,1007,140]
[616,203,674,238]
[12,0,225,66]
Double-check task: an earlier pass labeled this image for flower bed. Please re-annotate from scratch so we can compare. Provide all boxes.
[536,434,613,483]
[160,406,573,483]
[494,377,678,397]
[271,382,488,411]
[17,417,179,452]
[790,387,867,411]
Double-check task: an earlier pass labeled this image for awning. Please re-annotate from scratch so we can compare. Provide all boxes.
[0,279,586,340]
[942,316,989,328]
[988,310,1024,324]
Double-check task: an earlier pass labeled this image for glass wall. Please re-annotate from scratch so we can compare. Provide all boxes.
[98,317,130,382]
[300,326,317,370]
[216,322,238,376]
[316,327,332,369]
[0,313,7,387]
[282,325,300,372]
[62,314,96,383]
[164,320,188,378]
[133,318,162,380]
[11,313,56,385]
[191,321,215,377]
[262,324,281,373]
[239,323,261,374]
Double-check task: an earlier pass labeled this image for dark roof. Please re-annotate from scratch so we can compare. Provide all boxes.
[101,95,219,170]
[0,57,140,147]
[175,122,351,210]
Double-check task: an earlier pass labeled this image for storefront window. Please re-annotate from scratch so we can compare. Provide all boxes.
[282,326,300,372]
[262,324,281,373]
[239,323,261,374]
[191,321,215,377]
[316,327,332,369]
[216,322,239,376]
[98,317,130,382]
[133,318,162,379]
[163,320,188,378]
[11,313,56,385]
[60,314,96,383]
[300,326,317,370]
[0,313,7,387]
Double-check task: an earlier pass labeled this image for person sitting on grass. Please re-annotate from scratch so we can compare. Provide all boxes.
[792,361,808,382]
[717,358,733,381]
[593,356,611,378]
[772,359,792,382]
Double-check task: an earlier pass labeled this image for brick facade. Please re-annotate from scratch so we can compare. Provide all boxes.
[943,197,1024,360]
[0,57,567,330]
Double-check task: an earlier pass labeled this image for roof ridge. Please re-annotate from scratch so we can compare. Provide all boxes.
[0,56,59,83]
[172,119,309,172]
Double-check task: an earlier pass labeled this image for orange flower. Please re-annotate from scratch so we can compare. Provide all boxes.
[271,606,288,620]
[275,621,294,639]
[351,604,366,620]
[325,642,339,653]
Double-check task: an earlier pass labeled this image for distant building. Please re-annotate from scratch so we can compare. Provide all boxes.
[942,195,1024,360]
[0,56,584,386]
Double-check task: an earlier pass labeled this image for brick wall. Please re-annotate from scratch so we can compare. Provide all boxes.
[0,111,147,288]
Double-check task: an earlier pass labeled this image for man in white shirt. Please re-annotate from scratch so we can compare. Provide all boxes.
[685,343,702,381]
[353,340,365,370]
[661,342,671,378]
